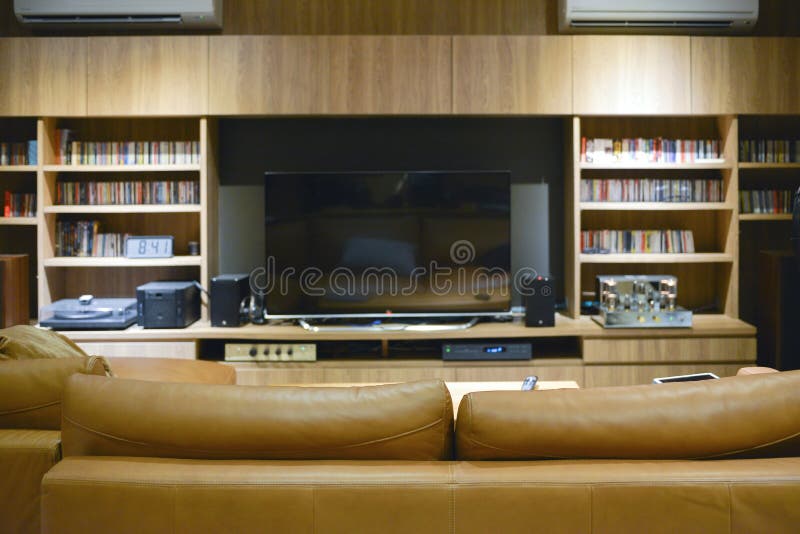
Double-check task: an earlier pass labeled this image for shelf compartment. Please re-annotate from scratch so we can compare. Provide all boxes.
[580,253,734,264]
[43,256,201,268]
[580,202,732,211]
[739,213,793,221]
[45,205,201,214]
[0,217,37,226]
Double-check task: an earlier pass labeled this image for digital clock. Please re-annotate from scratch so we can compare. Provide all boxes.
[124,236,174,259]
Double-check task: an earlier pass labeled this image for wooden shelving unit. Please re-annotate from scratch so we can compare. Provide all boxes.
[34,117,218,319]
[0,217,37,226]
[566,115,739,318]
[739,213,792,221]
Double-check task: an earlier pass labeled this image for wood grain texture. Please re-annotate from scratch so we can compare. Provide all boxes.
[87,36,208,116]
[573,36,691,115]
[692,37,800,114]
[209,36,451,114]
[565,117,580,318]
[583,337,756,363]
[453,36,571,114]
[0,38,87,116]
[584,364,747,387]
[75,342,196,359]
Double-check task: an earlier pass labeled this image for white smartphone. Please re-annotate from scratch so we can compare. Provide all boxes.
[653,372,720,384]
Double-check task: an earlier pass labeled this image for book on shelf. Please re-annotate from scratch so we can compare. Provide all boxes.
[581,230,695,254]
[55,220,129,257]
[55,129,199,166]
[3,191,36,217]
[0,141,37,166]
[580,137,721,164]
[580,178,722,203]
[739,139,800,163]
[56,180,200,205]
[739,190,794,214]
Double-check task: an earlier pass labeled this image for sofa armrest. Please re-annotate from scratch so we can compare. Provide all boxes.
[106,357,236,385]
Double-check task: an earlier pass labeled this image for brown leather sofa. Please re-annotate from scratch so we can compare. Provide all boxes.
[0,355,235,534]
[41,370,800,534]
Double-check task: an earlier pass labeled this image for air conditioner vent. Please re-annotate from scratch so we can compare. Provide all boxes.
[21,15,183,24]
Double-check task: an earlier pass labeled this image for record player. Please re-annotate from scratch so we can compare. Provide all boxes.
[39,295,137,330]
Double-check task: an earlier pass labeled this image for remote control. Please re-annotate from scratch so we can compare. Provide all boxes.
[521,375,538,391]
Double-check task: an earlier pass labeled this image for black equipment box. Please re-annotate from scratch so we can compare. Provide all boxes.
[442,342,532,361]
[137,281,200,329]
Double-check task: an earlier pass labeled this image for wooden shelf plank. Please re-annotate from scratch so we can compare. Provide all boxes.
[738,162,800,170]
[43,256,202,268]
[43,164,200,173]
[580,161,730,170]
[44,205,201,214]
[0,217,37,226]
[580,202,732,211]
[0,165,37,172]
[580,253,734,264]
[739,213,792,221]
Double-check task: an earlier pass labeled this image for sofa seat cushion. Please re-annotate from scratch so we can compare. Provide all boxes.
[62,375,454,460]
[106,357,236,385]
[457,370,800,460]
[0,358,106,430]
[0,429,61,534]
[41,457,800,534]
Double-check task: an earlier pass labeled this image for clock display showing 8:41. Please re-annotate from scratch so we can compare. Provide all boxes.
[124,236,174,259]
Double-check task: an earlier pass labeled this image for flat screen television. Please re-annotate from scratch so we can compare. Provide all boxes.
[260,171,512,319]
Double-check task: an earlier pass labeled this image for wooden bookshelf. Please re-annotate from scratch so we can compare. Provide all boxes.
[44,205,201,214]
[0,165,37,172]
[566,115,739,318]
[0,217,37,226]
[738,162,800,170]
[739,213,792,221]
[43,164,201,173]
[42,256,202,268]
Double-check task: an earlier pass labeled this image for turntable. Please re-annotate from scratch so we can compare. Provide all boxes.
[40,295,137,330]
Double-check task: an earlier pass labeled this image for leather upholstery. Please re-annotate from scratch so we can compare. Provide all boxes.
[1,429,61,534]
[62,375,454,460]
[456,370,800,460]
[0,358,105,430]
[106,357,236,385]
[42,457,800,534]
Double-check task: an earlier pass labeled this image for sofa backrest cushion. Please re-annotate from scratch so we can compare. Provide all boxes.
[0,325,89,361]
[62,375,454,460]
[456,370,800,460]
[0,358,106,430]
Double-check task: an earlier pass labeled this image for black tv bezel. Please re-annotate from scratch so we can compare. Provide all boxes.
[262,169,513,320]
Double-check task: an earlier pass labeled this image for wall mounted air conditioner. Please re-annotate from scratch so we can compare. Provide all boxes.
[14,0,223,30]
[559,0,758,34]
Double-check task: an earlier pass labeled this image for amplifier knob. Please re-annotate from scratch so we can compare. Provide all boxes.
[248,347,257,357]
[276,347,282,356]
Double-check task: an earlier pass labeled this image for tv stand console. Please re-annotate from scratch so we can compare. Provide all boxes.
[62,314,756,388]
[297,317,481,333]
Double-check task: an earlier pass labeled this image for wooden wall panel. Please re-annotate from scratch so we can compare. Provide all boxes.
[573,36,691,115]
[87,36,208,116]
[692,37,800,114]
[209,36,451,114]
[583,338,756,364]
[453,36,571,114]
[0,38,87,116]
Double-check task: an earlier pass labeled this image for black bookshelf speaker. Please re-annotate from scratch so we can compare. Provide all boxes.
[524,276,555,327]
[210,274,251,327]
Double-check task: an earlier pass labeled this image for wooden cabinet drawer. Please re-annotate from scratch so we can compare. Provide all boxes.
[583,337,756,363]
[76,341,196,360]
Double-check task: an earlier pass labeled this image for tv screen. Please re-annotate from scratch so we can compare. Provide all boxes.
[261,171,511,317]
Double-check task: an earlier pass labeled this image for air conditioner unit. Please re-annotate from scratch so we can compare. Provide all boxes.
[559,0,758,34]
[14,0,223,30]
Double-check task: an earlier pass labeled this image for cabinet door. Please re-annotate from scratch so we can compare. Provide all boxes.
[209,36,452,115]
[692,37,800,114]
[87,36,209,116]
[0,38,87,116]
[453,36,572,114]
[573,36,691,115]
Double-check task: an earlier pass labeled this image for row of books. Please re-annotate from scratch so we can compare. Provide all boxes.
[739,190,795,214]
[581,138,722,164]
[739,139,800,163]
[55,129,199,166]
[580,179,723,203]
[55,220,128,257]
[581,230,696,254]
[0,141,37,166]
[57,180,200,206]
[3,191,35,217]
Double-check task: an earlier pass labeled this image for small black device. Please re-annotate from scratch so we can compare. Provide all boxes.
[442,342,532,361]
[210,274,251,327]
[525,276,555,327]
[521,375,538,391]
[652,372,720,384]
[136,281,200,329]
